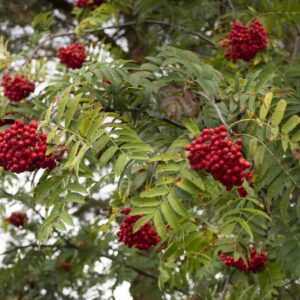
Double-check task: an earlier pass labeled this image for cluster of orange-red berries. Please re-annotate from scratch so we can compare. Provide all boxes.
[220,247,267,273]
[117,208,160,250]
[221,20,267,61]
[185,125,252,196]
[1,74,35,102]
[0,120,59,173]
[56,42,86,69]
[5,211,27,228]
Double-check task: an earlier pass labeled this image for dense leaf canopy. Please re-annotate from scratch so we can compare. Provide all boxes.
[1,0,300,299]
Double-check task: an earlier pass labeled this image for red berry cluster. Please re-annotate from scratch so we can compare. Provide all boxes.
[0,120,58,173]
[220,247,267,273]
[185,125,252,192]
[5,212,27,228]
[1,74,35,102]
[117,208,160,250]
[76,0,104,9]
[57,43,86,69]
[221,20,267,61]
[57,262,73,271]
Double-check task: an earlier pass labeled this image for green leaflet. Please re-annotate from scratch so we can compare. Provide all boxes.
[254,145,265,166]
[99,146,118,167]
[248,138,257,158]
[281,134,289,152]
[238,218,254,241]
[56,89,71,123]
[291,129,300,142]
[65,94,82,128]
[65,192,85,203]
[161,202,180,230]
[60,211,74,227]
[93,135,110,153]
[127,152,150,160]
[68,182,87,194]
[168,193,189,218]
[176,179,200,194]
[169,138,190,150]
[64,140,81,169]
[73,144,89,175]
[281,115,300,134]
[155,176,175,186]
[153,210,167,240]
[113,152,127,176]
[130,207,156,215]
[180,168,205,190]
[182,118,200,136]
[132,214,153,233]
[185,232,204,251]
[271,99,287,127]
[140,186,169,198]
[120,142,154,152]
[31,12,53,32]
[149,153,184,162]
[156,163,180,174]
[269,126,279,140]
[241,208,271,220]
[131,197,161,207]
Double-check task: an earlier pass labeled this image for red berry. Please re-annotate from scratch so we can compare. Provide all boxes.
[237,187,247,197]
[0,120,61,173]
[185,125,252,190]
[57,43,86,69]
[220,246,267,273]
[76,0,104,9]
[57,262,73,271]
[5,211,27,228]
[117,208,160,250]
[1,74,35,102]
[221,20,267,62]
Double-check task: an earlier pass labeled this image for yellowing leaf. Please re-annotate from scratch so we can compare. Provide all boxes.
[259,92,273,120]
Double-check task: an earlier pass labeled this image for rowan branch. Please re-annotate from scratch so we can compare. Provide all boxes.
[25,19,217,65]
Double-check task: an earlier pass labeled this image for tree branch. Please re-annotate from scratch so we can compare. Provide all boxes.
[25,19,217,65]
[161,116,187,129]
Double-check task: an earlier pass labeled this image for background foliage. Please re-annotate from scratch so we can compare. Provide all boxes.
[1,0,300,299]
